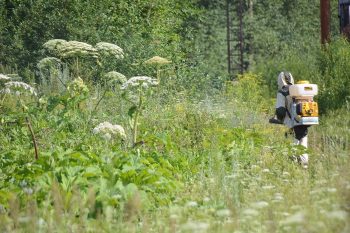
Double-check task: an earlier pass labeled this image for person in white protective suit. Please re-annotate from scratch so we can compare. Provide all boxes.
[275,71,309,168]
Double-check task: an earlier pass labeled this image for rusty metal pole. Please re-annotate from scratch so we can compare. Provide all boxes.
[320,0,331,44]
[226,0,232,76]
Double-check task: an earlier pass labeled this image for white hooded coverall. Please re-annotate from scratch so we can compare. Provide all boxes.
[275,72,309,166]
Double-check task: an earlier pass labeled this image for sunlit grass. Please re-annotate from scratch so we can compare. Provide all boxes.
[0,74,349,233]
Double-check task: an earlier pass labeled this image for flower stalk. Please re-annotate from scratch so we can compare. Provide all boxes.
[132,86,143,146]
[121,76,158,147]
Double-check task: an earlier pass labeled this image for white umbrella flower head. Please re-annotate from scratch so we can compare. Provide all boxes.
[104,71,127,86]
[60,41,99,58]
[1,81,37,96]
[43,39,67,57]
[0,74,11,82]
[121,76,158,90]
[93,121,126,141]
[120,76,158,146]
[96,42,124,59]
[37,57,62,70]
[0,74,11,92]
[43,39,99,58]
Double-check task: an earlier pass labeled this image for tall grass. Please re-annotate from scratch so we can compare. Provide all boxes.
[1,71,349,232]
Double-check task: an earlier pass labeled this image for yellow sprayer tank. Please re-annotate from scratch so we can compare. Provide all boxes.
[289,81,319,126]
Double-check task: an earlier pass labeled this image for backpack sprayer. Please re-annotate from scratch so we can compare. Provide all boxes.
[269,81,319,126]
[289,81,319,126]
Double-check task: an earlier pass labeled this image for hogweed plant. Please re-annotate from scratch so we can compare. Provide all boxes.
[88,71,127,125]
[144,56,171,82]
[66,77,89,110]
[0,74,39,159]
[43,39,99,59]
[0,79,38,109]
[42,39,67,57]
[103,71,127,87]
[43,39,99,79]
[37,56,62,70]
[59,41,98,59]
[42,39,124,81]
[37,57,67,92]
[67,77,89,96]
[104,71,127,100]
[92,121,126,142]
[95,42,124,60]
[121,76,158,146]
[0,74,12,107]
[0,73,11,80]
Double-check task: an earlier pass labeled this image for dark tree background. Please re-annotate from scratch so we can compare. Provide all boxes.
[1,0,347,110]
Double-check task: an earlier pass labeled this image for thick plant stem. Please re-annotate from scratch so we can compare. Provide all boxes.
[1,94,6,105]
[0,94,6,111]
[156,66,160,82]
[76,57,80,77]
[132,87,143,146]
[26,117,39,160]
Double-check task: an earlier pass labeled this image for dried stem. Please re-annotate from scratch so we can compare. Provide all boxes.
[92,88,108,114]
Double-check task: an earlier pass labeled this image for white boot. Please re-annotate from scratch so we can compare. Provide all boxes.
[299,153,309,169]
[294,136,309,168]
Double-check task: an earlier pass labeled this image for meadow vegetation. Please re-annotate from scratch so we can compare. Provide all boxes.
[1,1,350,232]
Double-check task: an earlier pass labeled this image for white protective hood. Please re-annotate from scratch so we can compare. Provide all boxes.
[277,72,294,90]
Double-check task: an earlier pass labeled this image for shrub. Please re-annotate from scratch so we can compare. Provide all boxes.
[316,38,350,111]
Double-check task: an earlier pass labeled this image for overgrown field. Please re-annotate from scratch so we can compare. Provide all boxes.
[1,52,349,232]
[1,1,350,231]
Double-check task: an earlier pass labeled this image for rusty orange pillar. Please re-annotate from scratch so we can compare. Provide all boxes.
[320,0,331,44]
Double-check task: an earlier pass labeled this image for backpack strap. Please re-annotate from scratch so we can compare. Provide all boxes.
[278,90,292,118]
[278,89,289,97]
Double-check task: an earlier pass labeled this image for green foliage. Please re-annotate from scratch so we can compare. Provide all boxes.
[226,72,270,113]
[254,49,319,94]
[0,0,201,82]
[316,38,350,111]
[1,1,350,232]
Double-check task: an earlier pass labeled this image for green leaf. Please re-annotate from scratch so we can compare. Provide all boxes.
[128,105,137,118]
[83,166,102,178]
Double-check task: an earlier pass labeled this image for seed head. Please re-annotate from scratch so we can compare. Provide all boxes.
[67,77,89,96]
[96,42,124,59]
[144,56,171,65]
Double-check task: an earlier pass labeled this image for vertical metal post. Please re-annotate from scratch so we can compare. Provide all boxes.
[226,0,232,75]
[320,0,331,44]
[238,0,244,74]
